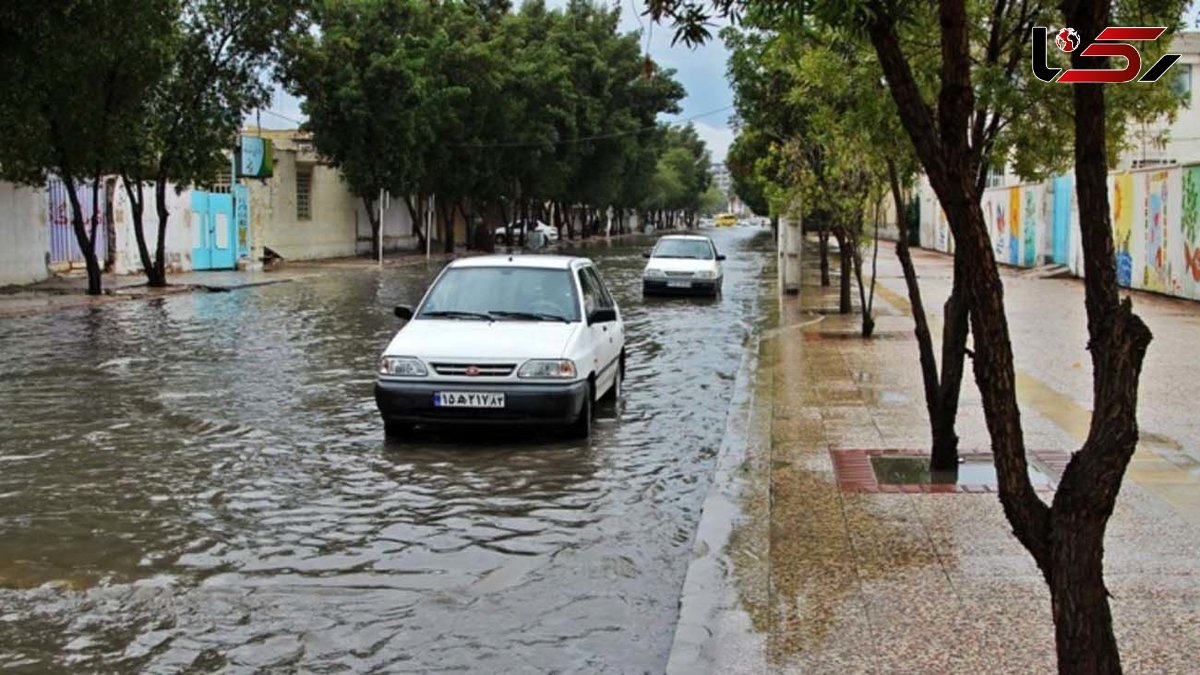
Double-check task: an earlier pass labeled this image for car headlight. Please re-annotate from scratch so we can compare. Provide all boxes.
[644,268,666,278]
[379,356,428,377]
[694,270,717,279]
[518,359,577,379]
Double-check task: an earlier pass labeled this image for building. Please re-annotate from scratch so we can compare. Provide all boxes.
[0,129,419,286]
[1120,32,1200,170]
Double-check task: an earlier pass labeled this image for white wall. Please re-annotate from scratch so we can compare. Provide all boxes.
[355,196,417,254]
[110,180,194,275]
[248,151,359,261]
[0,182,50,286]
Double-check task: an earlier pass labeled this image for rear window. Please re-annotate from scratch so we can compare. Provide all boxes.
[652,239,714,260]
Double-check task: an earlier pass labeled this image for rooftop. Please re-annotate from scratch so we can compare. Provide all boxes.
[448,254,586,270]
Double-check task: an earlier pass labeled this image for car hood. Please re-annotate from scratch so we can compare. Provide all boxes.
[384,319,581,361]
[646,257,719,273]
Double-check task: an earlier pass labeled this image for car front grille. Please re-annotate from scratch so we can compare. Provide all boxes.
[431,363,516,377]
[664,270,695,278]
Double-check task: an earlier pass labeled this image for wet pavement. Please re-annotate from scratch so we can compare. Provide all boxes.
[0,227,775,673]
[687,235,1200,674]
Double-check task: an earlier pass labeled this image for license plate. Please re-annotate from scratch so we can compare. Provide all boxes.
[667,280,692,288]
[433,391,505,408]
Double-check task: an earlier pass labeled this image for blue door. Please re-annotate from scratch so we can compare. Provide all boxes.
[1051,175,1072,265]
[191,190,236,270]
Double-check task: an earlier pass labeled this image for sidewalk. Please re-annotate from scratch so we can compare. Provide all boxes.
[671,236,1200,674]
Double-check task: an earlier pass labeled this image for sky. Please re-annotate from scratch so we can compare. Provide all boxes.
[259,0,736,163]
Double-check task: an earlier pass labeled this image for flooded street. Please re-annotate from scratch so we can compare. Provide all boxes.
[0,227,773,673]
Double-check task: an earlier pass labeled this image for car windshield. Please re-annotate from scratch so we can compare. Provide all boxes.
[652,239,714,260]
[418,267,580,322]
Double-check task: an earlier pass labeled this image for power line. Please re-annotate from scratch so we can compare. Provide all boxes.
[259,108,304,125]
[449,104,736,149]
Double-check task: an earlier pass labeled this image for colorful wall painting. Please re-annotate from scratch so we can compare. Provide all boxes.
[1112,173,1135,287]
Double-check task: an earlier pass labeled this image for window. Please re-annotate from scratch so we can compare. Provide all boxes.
[1171,64,1192,106]
[583,267,614,309]
[651,238,715,260]
[417,267,580,322]
[296,168,312,220]
[577,268,602,317]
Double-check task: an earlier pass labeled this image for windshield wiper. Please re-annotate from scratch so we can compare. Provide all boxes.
[489,310,571,323]
[421,310,493,320]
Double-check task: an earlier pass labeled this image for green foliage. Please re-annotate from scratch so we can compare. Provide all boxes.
[284,0,694,232]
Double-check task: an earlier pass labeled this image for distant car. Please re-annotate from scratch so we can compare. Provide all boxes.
[375,255,624,440]
[642,234,725,297]
[495,219,559,245]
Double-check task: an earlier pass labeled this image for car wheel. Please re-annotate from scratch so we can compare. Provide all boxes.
[567,382,593,439]
[384,420,412,440]
[602,361,622,404]
[494,233,507,245]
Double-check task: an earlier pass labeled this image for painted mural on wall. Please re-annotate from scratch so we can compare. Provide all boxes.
[1112,173,1135,287]
[1144,171,1170,292]
[920,165,1200,302]
[1183,166,1200,298]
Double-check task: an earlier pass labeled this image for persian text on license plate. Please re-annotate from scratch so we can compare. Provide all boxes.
[667,280,691,288]
[433,392,506,408]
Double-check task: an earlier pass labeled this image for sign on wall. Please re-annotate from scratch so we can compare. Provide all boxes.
[238,136,274,179]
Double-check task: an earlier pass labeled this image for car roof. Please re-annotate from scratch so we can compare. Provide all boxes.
[657,234,713,242]
[447,254,589,270]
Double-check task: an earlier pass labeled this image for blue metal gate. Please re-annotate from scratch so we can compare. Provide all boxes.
[47,178,109,266]
[1051,175,1072,265]
[191,190,236,270]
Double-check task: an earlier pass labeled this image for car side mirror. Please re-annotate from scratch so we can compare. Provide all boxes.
[642,252,651,258]
[588,307,617,324]
[394,305,413,321]
[716,254,726,261]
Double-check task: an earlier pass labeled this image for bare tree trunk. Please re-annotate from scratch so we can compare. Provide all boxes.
[122,174,157,284]
[852,213,881,338]
[62,173,103,295]
[819,225,831,286]
[833,228,852,314]
[362,194,380,259]
[152,172,171,284]
[888,160,959,471]
[1046,5,1154,672]
[440,198,455,254]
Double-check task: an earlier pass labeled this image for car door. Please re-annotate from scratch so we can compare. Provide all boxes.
[581,265,621,394]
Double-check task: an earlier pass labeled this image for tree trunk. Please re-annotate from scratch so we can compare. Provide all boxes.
[834,228,852,314]
[852,215,881,338]
[1044,5,1155,673]
[867,0,1051,577]
[362,194,381,259]
[403,195,425,252]
[152,173,170,285]
[440,198,455,254]
[888,160,951,468]
[122,175,158,285]
[932,263,969,470]
[819,226,831,287]
[62,173,103,295]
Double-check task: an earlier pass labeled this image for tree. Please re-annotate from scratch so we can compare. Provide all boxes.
[0,0,175,295]
[283,0,434,258]
[123,0,299,286]
[650,0,1187,670]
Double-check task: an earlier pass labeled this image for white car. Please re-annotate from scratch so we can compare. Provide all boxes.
[375,255,624,439]
[642,234,725,297]
[494,219,559,245]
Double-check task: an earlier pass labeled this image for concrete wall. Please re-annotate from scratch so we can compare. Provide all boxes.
[0,182,50,286]
[354,197,417,255]
[110,180,194,275]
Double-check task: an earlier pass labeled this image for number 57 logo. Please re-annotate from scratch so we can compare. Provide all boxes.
[1032,26,1180,83]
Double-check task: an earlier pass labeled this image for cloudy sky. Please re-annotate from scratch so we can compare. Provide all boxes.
[260,1,736,162]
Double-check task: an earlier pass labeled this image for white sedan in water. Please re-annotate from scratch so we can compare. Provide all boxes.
[642,235,725,297]
[375,255,624,440]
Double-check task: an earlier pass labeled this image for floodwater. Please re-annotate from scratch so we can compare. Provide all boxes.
[0,227,774,673]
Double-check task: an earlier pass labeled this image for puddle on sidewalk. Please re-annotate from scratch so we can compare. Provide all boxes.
[870,455,1053,488]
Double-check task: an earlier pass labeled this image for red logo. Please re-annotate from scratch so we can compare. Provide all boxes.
[465,365,480,377]
[1032,26,1180,84]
